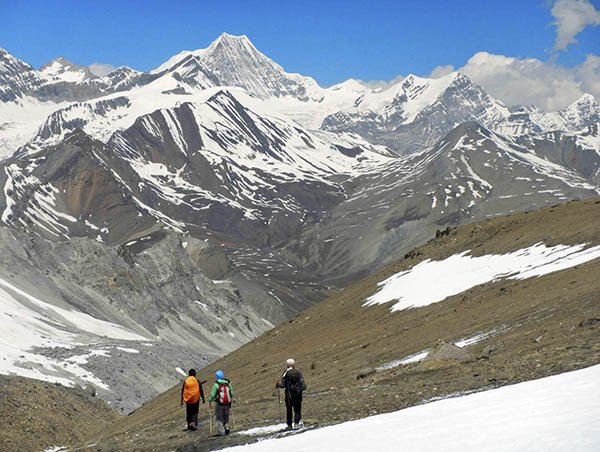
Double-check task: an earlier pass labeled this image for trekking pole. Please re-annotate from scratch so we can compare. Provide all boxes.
[231,410,236,430]
[208,406,213,435]
[277,388,282,423]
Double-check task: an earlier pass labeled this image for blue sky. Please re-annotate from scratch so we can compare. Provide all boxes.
[0,0,599,86]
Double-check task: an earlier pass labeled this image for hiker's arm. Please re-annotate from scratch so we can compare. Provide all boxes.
[300,371,307,391]
[275,372,285,389]
[208,383,217,402]
[229,382,234,400]
[180,382,184,405]
[199,379,206,403]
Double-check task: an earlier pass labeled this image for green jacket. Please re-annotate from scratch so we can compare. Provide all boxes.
[209,378,234,404]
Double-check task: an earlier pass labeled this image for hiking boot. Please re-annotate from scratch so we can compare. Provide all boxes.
[296,420,304,429]
[285,425,294,430]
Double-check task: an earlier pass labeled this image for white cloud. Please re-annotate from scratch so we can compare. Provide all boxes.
[551,0,600,51]
[577,53,600,95]
[429,65,455,79]
[88,63,116,77]
[358,74,405,90]
[367,52,599,111]
[457,51,600,111]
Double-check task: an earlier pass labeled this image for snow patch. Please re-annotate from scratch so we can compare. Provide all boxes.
[365,243,600,312]
[237,423,288,436]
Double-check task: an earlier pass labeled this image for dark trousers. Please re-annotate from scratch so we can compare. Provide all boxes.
[215,403,231,435]
[285,395,302,426]
[186,401,199,426]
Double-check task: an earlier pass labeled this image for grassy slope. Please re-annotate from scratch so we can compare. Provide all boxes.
[0,375,118,451]
[81,198,600,451]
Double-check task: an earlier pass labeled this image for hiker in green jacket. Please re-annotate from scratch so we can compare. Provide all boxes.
[208,370,234,435]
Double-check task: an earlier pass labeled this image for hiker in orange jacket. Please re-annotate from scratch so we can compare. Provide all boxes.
[181,368,205,431]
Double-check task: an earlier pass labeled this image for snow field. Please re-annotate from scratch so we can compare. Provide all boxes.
[0,277,149,387]
[224,364,600,452]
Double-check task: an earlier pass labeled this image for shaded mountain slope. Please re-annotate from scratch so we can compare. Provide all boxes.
[280,122,600,285]
[80,197,600,451]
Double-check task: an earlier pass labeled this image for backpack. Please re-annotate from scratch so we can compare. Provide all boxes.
[286,369,306,397]
[183,376,200,404]
[217,381,231,405]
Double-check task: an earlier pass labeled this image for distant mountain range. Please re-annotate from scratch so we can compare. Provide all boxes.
[0,33,599,412]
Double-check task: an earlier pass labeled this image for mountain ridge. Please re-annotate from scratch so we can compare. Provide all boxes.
[2,35,599,160]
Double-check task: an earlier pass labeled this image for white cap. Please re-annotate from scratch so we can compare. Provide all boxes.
[286,358,295,366]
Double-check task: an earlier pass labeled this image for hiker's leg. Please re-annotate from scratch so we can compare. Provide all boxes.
[285,397,293,427]
[293,396,302,425]
[190,401,200,427]
[185,403,194,426]
[224,405,230,433]
[215,404,226,435]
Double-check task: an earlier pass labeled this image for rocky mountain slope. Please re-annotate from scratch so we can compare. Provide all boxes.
[55,197,600,451]
[0,223,280,414]
[282,122,600,284]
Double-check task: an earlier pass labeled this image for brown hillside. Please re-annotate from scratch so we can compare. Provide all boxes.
[0,375,118,451]
[81,198,600,451]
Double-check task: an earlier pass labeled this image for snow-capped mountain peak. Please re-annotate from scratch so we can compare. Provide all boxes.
[562,93,599,125]
[199,32,321,100]
[345,71,500,124]
[0,48,45,102]
[205,32,256,54]
[321,71,511,152]
[328,78,367,92]
[148,33,322,101]
[0,48,34,73]
[39,56,96,83]
[526,92,600,134]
